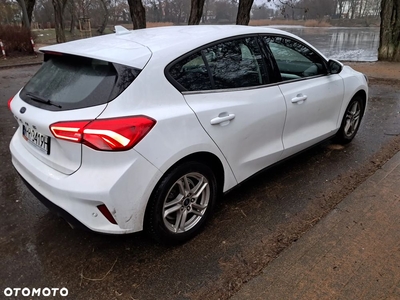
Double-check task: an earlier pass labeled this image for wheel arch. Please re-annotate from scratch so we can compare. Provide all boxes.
[154,151,225,196]
[143,151,225,226]
[176,152,225,194]
[353,89,367,115]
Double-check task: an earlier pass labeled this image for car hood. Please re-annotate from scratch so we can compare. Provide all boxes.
[39,34,152,69]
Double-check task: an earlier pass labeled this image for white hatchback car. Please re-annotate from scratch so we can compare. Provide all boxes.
[9,25,368,244]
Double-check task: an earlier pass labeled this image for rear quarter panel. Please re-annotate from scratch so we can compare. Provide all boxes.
[97,56,238,193]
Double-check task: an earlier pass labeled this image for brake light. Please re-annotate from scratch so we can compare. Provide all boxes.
[50,116,156,151]
[7,96,14,111]
[50,121,90,142]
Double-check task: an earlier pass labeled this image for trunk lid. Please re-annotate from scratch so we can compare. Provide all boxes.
[11,43,150,174]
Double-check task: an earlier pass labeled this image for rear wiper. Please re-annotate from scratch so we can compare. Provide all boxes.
[26,92,62,108]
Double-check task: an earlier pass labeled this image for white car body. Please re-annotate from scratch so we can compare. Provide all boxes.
[9,25,368,238]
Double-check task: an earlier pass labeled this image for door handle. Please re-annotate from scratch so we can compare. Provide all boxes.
[291,94,308,104]
[210,113,235,125]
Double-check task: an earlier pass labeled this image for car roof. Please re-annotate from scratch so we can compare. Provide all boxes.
[40,25,322,68]
[120,25,287,52]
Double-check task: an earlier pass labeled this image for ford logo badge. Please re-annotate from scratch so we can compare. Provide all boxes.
[20,107,26,114]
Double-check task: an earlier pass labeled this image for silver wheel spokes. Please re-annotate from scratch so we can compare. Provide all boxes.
[163,172,210,234]
[344,102,361,137]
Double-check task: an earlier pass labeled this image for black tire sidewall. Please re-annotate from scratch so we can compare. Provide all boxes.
[145,161,218,244]
[335,96,364,144]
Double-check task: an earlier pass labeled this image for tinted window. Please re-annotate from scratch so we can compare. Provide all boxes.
[168,52,213,91]
[20,54,140,111]
[168,37,268,92]
[204,37,268,89]
[263,36,326,81]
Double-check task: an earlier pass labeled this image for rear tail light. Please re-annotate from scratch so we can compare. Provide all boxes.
[50,116,156,151]
[7,96,14,111]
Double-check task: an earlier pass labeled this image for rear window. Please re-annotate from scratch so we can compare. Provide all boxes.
[20,53,140,111]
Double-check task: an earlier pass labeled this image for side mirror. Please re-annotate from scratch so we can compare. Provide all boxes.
[328,59,343,74]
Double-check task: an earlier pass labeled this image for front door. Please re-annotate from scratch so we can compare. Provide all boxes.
[262,35,345,158]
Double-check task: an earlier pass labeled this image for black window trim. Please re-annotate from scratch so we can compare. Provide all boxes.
[165,34,275,94]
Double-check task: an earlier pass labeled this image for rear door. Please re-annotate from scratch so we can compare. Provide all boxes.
[262,35,345,158]
[168,36,287,183]
[12,53,144,175]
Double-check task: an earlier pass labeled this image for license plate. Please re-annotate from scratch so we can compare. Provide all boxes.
[22,125,51,155]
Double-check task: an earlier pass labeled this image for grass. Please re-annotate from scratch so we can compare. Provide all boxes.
[249,19,331,27]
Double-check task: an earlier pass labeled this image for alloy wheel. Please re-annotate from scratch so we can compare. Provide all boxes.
[343,101,361,138]
[162,172,210,234]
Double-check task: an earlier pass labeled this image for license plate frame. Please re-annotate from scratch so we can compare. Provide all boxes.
[22,124,51,155]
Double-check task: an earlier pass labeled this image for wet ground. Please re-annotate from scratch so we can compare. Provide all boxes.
[0,65,399,300]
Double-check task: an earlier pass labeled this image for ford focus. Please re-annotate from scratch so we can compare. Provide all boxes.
[9,25,368,244]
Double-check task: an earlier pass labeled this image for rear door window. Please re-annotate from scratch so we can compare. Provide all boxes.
[20,54,140,111]
[168,36,269,92]
[204,37,268,89]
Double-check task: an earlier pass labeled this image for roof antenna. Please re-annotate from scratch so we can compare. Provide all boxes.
[115,25,130,35]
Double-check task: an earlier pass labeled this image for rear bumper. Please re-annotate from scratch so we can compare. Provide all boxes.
[10,132,163,234]
[19,175,89,231]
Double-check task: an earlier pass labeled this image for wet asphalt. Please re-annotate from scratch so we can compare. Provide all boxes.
[0,65,399,300]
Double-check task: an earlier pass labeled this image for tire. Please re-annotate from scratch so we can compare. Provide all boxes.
[145,161,218,244]
[334,96,364,144]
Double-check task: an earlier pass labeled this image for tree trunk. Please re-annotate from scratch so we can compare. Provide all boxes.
[378,0,400,61]
[53,0,67,43]
[25,0,35,24]
[17,0,30,29]
[337,0,344,18]
[127,0,146,29]
[236,0,254,25]
[68,0,77,35]
[188,0,205,25]
[97,0,109,34]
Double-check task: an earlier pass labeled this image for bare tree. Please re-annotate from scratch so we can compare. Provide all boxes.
[251,4,274,20]
[296,0,336,19]
[169,0,190,24]
[24,0,36,24]
[97,0,109,33]
[378,0,400,61]
[67,0,77,34]
[0,0,21,23]
[188,0,205,24]
[33,0,55,26]
[236,0,253,24]
[53,0,68,42]
[272,0,303,19]
[16,0,30,28]
[127,0,146,29]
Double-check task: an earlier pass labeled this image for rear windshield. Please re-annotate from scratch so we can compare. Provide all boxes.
[20,53,141,111]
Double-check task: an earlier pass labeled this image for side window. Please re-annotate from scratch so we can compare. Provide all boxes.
[203,37,268,89]
[263,36,327,81]
[169,52,213,91]
[168,37,269,92]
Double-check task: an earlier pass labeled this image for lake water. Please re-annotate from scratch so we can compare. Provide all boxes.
[267,26,380,62]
